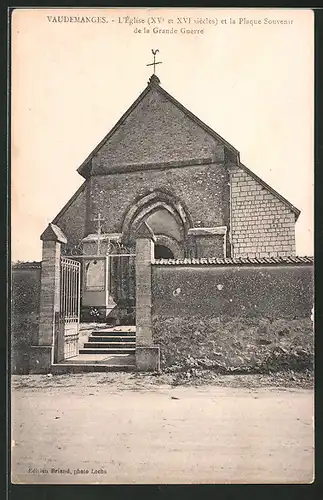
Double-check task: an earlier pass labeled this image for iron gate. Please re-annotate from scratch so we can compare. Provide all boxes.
[107,241,136,325]
[58,257,81,359]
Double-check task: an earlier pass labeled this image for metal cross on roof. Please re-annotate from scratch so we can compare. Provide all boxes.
[146,49,162,74]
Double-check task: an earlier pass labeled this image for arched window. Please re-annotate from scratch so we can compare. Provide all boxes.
[122,190,192,242]
[154,245,174,260]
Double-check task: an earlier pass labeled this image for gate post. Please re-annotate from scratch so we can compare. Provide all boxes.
[135,222,160,372]
[29,224,67,374]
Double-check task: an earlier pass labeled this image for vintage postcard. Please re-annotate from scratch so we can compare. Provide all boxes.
[11,8,314,484]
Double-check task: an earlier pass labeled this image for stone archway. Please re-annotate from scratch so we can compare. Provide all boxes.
[153,234,184,259]
[121,190,192,243]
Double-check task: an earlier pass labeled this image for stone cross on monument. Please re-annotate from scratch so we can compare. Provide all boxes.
[146,49,162,74]
[93,213,103,256]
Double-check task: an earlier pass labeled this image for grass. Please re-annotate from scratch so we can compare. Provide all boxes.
[153,315,314,375]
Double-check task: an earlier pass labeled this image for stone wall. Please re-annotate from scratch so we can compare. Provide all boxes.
[51,162,298,260]
[151,262,314,371]
[12,263,41,373]
[194,234,226,259]
[87,163,229,236]
[51,162,298,261]
[12,263,41,315]
[230,167,296,257]
[153,315,314,372]
[152,262,313,321]
[91,86,224,173]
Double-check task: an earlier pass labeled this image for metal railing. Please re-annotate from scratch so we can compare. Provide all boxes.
[60,257,81,324]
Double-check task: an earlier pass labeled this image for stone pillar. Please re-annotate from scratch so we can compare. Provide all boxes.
[135,222,160,372]
[29,224,67,374]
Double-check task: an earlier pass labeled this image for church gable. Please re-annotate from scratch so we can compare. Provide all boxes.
[47,74,301,262]
[80,78,227,177]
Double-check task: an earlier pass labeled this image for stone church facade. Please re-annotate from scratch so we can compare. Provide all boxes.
[44,73,300,321]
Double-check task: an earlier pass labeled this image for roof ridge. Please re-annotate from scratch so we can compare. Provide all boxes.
[238,162,301,220]
[12,261,42,268]
[77,84,153,178]
[154,83,239,156]
[52,181,86,225]
[153,256,313,266]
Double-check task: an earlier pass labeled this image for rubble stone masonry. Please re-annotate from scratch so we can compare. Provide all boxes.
[87,163,229,236]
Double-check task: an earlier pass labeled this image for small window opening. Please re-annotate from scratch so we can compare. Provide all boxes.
[154,245,174,260]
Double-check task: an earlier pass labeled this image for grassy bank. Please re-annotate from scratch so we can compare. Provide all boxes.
[153,316,314,375]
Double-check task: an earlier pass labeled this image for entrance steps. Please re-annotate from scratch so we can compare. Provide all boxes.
[79,326,136,355]
[80,348,135,354]
[52,351,136,374]
[52,326,137,372]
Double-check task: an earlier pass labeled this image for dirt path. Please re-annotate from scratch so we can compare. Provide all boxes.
[11,374,314,484]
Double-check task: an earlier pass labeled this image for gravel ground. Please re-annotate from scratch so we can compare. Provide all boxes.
[11,372,314,484]
[11,369,314,391]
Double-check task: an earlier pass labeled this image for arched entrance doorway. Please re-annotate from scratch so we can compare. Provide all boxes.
[154,244,174,260]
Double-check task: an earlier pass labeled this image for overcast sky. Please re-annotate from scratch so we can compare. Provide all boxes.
[11,8,314,261]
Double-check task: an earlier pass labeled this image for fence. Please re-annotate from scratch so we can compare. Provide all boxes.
[60,257,81,359]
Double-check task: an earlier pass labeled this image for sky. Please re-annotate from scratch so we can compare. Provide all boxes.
[11,8,314,261]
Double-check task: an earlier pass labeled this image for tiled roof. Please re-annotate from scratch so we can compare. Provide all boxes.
[153,256,313,266]
[12,261,42,269]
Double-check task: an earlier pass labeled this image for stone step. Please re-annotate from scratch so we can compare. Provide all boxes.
[52,363,137,374]
[83,342,136,349]
[79,347,136,355]
[62,355,136,365]
[91,330,136,337]
[88,335,136,342]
